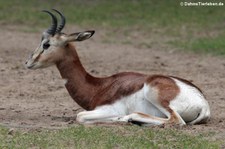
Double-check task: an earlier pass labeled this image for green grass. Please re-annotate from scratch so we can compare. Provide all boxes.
[0,125,220,149]
[170,32,225,56]
[188,34,225,55]
[0,0,225,29]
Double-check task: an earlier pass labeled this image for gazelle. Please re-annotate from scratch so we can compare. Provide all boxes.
[25,9,210,126]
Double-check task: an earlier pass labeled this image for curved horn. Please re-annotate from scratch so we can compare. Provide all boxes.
[52,9,66,33]
[42,10,57,35]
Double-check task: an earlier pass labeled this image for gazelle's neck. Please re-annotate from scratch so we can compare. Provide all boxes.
[56,43,99,110]
[55,43,147,110]
[57,44,88,81]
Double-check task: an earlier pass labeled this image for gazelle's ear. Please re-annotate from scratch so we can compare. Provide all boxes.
[66,30,95,42]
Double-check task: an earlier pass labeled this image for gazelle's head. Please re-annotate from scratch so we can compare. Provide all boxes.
[25,9,95,69]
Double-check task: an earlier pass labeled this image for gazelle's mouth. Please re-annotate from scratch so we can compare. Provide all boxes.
[27,64,35,69]
[26,63,35,69]
[25,61,37,69]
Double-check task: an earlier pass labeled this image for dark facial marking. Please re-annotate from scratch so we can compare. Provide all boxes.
[43,41,50,50]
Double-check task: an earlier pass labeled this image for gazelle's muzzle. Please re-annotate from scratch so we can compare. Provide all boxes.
[25,47,43,69]
[25,54,37,69]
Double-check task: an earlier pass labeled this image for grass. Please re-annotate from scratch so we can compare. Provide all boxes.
[0,125,221,149]
[190,37,225,55]
[170,31,225,56]
[0,0,225,28]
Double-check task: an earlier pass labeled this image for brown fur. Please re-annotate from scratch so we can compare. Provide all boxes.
[90,72,148,109]
[147,75,184,124]
[147,75,180,113]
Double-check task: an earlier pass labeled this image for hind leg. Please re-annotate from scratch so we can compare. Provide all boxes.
[118,112,166,125]
[143,84,186,125]
[148,104,186,125]
[118,110,185,126]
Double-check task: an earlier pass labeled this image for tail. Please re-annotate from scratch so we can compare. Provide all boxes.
[188,103,210,125]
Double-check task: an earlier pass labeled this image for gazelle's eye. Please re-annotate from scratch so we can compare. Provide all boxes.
[43,43,50,49]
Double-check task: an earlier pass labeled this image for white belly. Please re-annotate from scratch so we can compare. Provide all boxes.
[96,87,166,118]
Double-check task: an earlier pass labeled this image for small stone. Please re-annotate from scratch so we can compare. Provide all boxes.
[8,128,14,135]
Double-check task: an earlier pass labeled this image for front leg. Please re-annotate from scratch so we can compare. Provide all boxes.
[76,108,125,124]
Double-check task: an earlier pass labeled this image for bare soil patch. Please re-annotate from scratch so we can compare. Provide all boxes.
[0,26,224,140]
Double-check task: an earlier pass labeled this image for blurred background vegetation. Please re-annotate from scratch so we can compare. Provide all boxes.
[0,0,224,55]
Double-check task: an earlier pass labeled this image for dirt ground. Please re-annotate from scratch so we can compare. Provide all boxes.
[0,26,224,141]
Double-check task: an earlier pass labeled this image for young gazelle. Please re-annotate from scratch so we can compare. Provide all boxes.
[25,9,210,126]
